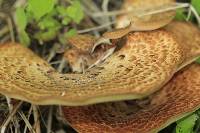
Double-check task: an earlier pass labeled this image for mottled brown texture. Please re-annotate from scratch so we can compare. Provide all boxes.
[164,21,200,69]
[62,63,200,133]
[0,22,199,106]
[67,35,97,52]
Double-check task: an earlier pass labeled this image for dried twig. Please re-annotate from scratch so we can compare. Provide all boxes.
[92,3,189,17]
[0,12,15,42]
[0,101,23,133]
[23,105,33,133]
[47,106,53,133]
[32,105,41,133]
[18,111,35,133]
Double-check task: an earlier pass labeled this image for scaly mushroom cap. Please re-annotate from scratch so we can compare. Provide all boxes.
[0,21,199,106]
[62,63,200,133]
[165,21,200,69]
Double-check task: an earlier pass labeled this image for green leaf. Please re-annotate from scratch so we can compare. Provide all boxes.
[66,0,84,24]
[19,30,31,47]
[15,7,27,30]
[34,27,59,41]
[56,6,72,25]
[176,113,198,133]
[62,17,71,25]
[16,7,30,46]
[57,6,67,17]
[196,57,200,64]
[27,0,56,20]
[65,29,77,38]
[175,9,187,21]
[192,0,200,15]
[38,16,61,30]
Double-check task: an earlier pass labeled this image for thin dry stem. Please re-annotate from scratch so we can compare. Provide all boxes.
[47,107,53,133]
[78,21,115,34]
[18,111,35,133]
[32,105,41,133]
[23,105,33,133]
[0,12,15,42]
[92,3,189,17]
[0,101,23,133]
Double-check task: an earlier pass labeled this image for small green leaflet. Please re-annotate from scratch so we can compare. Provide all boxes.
[175,9,187,21]
[65,29,77,38]
[196,57,200,64]
[15,7,27,30]
[34,27,60,42]
[66,0,84,24]
[15,7,30,46]
[19,31,31,47]
[57,6,72,25]
[38,16,60,30]
[27,0,56,20]
[176,113,199,133]
[192,0,200,15]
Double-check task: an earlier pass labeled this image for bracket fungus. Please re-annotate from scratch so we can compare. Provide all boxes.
[0,21,199,106]
[62,63,200,133]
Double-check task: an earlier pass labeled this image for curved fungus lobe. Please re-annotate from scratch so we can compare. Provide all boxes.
[103,0,176,39]
[62,63,200,133]
[0,21,199,106]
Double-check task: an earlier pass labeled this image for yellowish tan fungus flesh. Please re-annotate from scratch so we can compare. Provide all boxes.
[0,21,199,106]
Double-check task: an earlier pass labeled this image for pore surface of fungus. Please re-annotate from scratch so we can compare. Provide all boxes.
[62,63,200,133]
[0,22,199,106]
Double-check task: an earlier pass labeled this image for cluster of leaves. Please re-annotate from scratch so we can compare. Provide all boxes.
[15,0,84,46]
[175,113,199,133]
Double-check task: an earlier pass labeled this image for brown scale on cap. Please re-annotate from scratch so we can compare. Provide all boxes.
[62,63,200,133]
[0,22,199,106]
[165,21,200,69]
